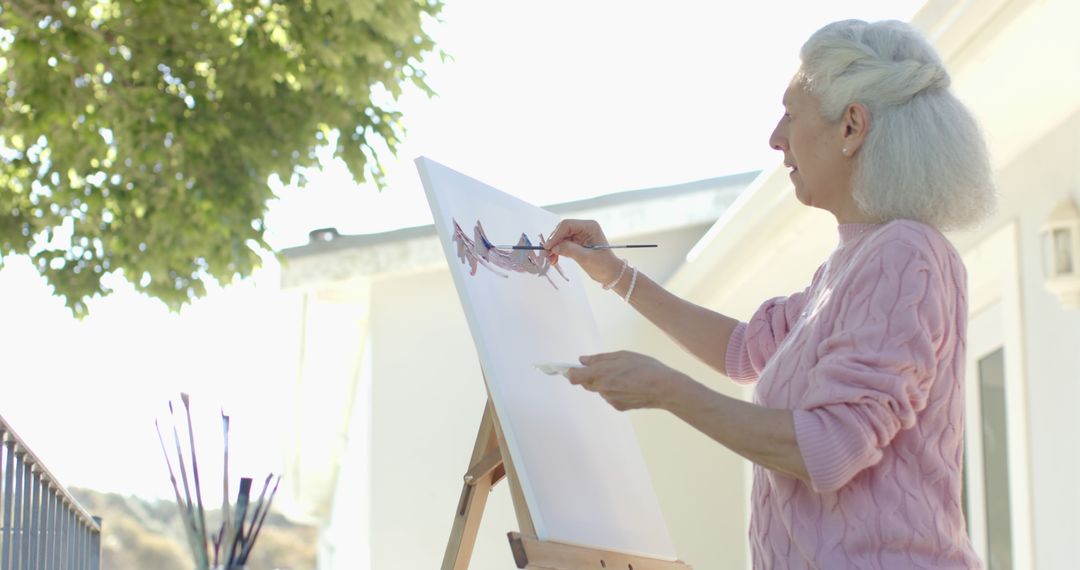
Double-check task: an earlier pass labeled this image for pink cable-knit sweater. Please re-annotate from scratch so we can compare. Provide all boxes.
[724,220,982,569]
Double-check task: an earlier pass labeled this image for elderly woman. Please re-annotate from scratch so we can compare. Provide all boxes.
[545,19,995,569]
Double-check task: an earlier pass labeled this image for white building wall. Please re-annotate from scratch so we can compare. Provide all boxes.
[951,108,1080,569]
[280,288,372,524]
[325,223,752,569]
[319,333,375,569]
[366,268,518,569]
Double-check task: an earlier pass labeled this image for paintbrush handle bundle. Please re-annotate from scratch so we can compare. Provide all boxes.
[156,393,281,570]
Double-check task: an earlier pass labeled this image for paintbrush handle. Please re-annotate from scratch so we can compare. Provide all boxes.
[499,244,657,250]
[586,244,658,249]
[226,478,253,567]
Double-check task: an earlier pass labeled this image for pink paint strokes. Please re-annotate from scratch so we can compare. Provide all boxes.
[452,218,570,289]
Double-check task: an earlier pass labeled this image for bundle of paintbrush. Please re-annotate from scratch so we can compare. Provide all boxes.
[155,393,282,570]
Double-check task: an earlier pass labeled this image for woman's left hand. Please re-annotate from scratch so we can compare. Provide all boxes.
[566,351,682,411]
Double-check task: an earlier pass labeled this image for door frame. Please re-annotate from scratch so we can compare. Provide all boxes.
[962,222,1033,568]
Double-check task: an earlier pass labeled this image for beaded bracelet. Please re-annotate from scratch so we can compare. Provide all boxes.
[602,258,628,290]
[623,266,639,303]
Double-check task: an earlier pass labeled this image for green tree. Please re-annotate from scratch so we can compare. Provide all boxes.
[0,0,441,315]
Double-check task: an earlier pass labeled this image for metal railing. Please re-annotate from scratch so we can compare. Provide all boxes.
[0,414,101,570]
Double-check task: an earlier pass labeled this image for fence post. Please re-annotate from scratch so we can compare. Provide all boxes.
[90,517,102,570]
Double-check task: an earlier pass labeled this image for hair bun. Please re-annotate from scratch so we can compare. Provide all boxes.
[882,59,950,103]
[902,60,950,95]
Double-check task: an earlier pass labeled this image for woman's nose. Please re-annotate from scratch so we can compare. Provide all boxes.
[769,121,787,152]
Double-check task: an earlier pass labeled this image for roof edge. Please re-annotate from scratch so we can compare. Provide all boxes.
[280,171,758,260]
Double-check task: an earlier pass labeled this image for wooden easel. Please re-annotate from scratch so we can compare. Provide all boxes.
[442,398,692,570]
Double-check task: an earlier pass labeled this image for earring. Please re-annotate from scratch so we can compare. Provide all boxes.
[842,147,849,156]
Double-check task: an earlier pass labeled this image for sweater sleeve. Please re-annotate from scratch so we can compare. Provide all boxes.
[792,240,947,493]
[725,267,822,383]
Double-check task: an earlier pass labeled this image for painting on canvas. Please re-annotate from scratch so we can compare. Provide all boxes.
[416,156,677,560]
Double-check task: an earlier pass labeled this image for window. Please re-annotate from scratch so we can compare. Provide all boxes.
[978,348,1012,570]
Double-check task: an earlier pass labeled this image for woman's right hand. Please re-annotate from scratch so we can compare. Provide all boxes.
[544,219,624,285]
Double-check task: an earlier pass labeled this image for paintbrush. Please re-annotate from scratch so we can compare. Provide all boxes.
[169,401,209,570]
[235,474,272,564]
[476,224,657,251]
[493,244,657,250]
[237,474,281,564]
[226,477,253,567]
[181,393,209,567]
[220,411,231,568]
[155,420,202,567]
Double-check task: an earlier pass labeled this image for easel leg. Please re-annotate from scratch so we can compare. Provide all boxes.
[442,400,692,570]
[442,401,506,570]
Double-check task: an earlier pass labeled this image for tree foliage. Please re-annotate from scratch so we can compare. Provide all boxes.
[0,0,441,315]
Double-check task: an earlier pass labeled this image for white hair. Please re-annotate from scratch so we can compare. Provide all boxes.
[798,19,997,231]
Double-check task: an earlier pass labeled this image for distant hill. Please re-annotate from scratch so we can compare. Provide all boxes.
[70,488,316,570]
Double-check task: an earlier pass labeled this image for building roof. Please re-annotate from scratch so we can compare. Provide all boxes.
[280,171,758,289]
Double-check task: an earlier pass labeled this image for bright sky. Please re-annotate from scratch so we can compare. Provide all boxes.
[0,1,924,505]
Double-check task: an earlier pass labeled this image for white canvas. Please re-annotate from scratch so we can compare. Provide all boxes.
[416,157,678,560]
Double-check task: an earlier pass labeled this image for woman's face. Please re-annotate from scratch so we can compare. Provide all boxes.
[769,79,855,219]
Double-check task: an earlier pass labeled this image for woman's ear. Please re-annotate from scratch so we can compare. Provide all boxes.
[841,102,870,156]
